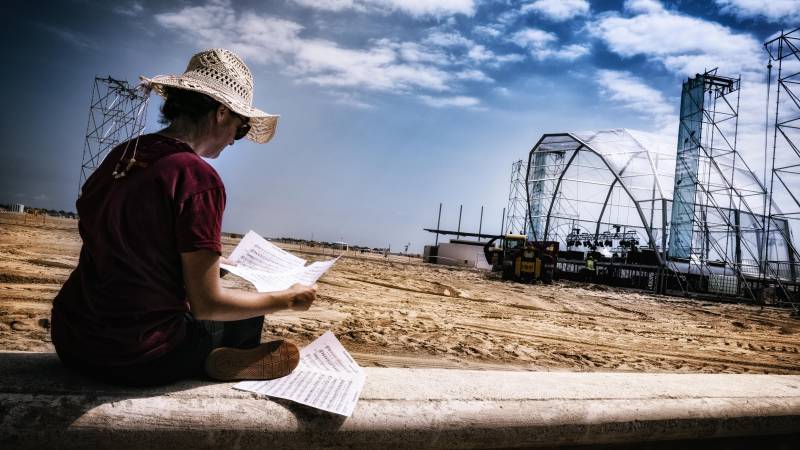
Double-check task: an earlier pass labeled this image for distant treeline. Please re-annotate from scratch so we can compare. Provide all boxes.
[221,233,390,253]
[0,203,78,219]
[272,237,389,253]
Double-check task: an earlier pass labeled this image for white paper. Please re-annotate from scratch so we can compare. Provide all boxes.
[234,331,366,417]
[221,230,338,292]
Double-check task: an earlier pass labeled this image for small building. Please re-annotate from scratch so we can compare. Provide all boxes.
[428,240,491,270]
[422,245,438,263]
[12,204,24,213]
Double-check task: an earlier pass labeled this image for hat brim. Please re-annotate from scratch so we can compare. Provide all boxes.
[141,75,279,144]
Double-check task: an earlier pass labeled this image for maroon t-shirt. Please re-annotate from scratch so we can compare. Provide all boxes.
[52,134,225,366]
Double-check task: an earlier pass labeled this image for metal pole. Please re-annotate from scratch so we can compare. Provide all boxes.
[500,207,506,236]
[435,202,442,246]
[457,204,462,240]
[661,198,667,262]
[761,59,773,280]
[765,34,784,279]
[478,206,484,241]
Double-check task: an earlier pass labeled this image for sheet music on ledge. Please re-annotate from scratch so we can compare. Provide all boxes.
[235,331,366,417]
[220,230,339,292]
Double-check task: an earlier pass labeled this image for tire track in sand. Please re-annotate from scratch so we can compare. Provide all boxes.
[455,319,800,373]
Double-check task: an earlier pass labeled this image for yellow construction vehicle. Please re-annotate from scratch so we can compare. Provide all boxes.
[484,234,559,283]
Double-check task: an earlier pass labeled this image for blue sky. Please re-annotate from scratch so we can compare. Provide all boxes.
[1,0,797,251]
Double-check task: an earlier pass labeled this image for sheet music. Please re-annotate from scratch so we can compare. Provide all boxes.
[234,331,366,417]
[221,231,338,292]
[229,231,306,272]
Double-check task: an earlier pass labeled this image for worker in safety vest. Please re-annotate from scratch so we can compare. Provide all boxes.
[585,255,596,282]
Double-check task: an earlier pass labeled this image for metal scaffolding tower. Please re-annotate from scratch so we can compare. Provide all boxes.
[765,28,800,307]
[668,70,778,300]
[505,159,529,236]
[79,76,148,193]
[527,144,572,243]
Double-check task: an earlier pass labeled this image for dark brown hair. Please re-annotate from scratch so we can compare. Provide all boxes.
[158,87,220,125]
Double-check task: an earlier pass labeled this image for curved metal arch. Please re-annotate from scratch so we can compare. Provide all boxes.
[626,131,668,199]
[594,178,619,241]
[541,148,581,241]
[526,133,664,266]
[525,133,572,242]
[593,151,640,241]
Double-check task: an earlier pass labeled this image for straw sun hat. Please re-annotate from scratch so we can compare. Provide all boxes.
[140,48,278,144]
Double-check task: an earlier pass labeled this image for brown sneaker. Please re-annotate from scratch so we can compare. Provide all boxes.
[204,340,300,381]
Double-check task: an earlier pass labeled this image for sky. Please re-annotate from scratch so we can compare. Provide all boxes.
[1,0,798,252]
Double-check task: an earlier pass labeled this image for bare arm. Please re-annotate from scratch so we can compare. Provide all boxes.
[181,249,316,321]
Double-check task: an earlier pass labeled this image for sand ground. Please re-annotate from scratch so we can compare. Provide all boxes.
[2,213,799,374]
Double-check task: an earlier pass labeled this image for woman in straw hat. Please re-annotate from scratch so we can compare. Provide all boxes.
[51,49,316,386]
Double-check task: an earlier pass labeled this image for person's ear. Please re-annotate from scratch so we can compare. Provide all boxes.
[215,105,227,124]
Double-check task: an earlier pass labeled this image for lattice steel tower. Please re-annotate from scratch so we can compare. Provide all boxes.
[79,76,148,193]
[765,28,800,305]
[668,70,775,300]
[505,159,529,236]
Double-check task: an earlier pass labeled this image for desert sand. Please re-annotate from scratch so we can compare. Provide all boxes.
[2,212,799,374]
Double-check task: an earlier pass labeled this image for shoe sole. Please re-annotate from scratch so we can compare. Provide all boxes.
[204,340,300,381]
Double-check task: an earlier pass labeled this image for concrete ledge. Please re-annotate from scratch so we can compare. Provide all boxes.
[1,352,799,449]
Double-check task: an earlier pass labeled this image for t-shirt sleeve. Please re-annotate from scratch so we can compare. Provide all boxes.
[175,187,226,254]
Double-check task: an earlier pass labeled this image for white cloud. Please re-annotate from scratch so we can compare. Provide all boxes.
[388,0,476,17]
[156,5,303,65]
[113,1,144,16]
[473,24,502,38]
[623,0,664,14]
[290,38,453,91]
[290,0,477,17]
[466,43,524,66]
[154,0,508,109]
[496,8,525,26]
[493,86,511,96]
[522,0,590,22]
[510,28,557,48]
[424,31,473,47]
[329,91,374,109]
[292,0,359,12]
[510,29,590,61]
[455,69,492,82]
[595,69,676,128]
[536,43,591,60]
[155,1,453,94]
[419,94,480,108]
[593,4,783,184]
[472,2,552,39]
[391,41,449,65]
[592,1,762,78]
[466,44,494,62]
[37,23,97,49]
[492,53,527,65]
[715,0,800,23]
[422,29,525,67]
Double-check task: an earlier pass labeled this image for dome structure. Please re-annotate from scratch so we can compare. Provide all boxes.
[525,128,788,274]
[527,129,677,265]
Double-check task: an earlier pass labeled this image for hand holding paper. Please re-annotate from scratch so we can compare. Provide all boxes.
[285,282,318,311]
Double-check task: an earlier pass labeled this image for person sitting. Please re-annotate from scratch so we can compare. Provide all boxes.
[51,49,316,387]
